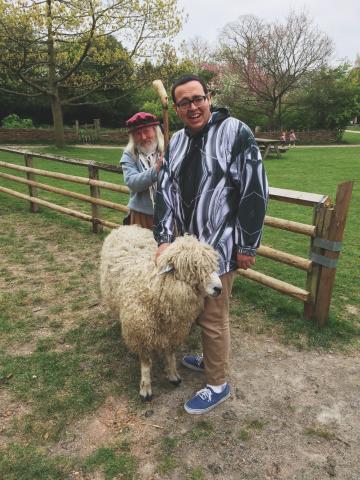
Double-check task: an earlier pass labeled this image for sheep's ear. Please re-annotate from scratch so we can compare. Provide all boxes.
[158,264,174,275]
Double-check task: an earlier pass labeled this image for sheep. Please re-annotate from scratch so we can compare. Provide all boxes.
[99,225,222,400]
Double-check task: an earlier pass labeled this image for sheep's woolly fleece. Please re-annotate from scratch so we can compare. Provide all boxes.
[99,225,219,355]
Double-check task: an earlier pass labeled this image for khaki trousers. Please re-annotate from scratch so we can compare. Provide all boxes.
[197,271,235,385]
[130,210,154,230]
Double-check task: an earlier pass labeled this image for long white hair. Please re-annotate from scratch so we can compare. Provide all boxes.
[125,125,165,157]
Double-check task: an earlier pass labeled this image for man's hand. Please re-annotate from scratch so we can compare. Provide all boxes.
[155,243,170,262]
[236,253,256,270]
[155,154,163,173]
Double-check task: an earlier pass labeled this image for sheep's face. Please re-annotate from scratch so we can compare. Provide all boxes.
[157,235,222,297]
[205,271,222,297]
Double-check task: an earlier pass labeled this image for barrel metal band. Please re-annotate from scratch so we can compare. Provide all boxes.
[313,238,342,251]
[310,253,338,269]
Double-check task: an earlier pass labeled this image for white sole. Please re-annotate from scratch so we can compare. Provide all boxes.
[184,391,231,414]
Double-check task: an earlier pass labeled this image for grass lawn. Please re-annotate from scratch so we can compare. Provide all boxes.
[341,127,360,145]
[1,144,359,344]
[0,144,359,479]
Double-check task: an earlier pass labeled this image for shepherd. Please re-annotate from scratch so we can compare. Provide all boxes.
[120,112,164,229]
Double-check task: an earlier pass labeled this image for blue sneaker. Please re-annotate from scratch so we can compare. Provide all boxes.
[181,354,204,372]
[184,384,231,414]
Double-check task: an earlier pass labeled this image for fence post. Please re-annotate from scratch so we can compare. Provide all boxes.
[94,119,100,140]
[88,163,103,234]
[311,182,354,326]
[75,120,79,141]
[24,153,39,213]
[304,200,329,319]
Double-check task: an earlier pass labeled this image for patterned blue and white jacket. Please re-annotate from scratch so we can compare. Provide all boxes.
[154,108,268,275]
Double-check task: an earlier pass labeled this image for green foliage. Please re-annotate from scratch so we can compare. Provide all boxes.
[0,444,72,480]
[304,425,335,440]
[2,113,34,128]
[0,0,184,144]
[187,421,214,441]
[238,429,251,441]
[84,447,137,480]
[156,455,178,475]
[282,65,360,131]
[186,466,206,480]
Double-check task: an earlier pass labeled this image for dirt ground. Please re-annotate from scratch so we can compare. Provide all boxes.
[1,212,359,479]
[46,329,360,480]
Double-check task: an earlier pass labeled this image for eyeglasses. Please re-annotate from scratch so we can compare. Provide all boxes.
[175,95,209,110]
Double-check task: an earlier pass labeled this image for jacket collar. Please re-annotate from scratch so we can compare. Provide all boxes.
[184,107,230,138]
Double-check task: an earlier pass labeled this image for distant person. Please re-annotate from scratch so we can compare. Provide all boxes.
[289,129,297,147]
[280,130,287,146]
[120,112,164,229]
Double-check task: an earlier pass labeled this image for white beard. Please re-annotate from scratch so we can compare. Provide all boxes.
[137,141,158,155]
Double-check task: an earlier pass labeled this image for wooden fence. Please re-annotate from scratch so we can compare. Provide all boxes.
[74,119,101,143]
[0,147,353,326]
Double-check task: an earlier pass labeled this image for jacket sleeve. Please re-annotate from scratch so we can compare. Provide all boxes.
[153,148,176,245]
[120,151,157,193]
[230,123,268,255]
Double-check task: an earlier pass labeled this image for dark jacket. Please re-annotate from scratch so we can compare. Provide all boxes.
[154,108,268,275]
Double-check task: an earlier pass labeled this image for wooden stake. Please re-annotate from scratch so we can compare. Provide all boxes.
[88,164,103,234]
[0,185,120,230]
[313,181,354,326]
[237,268,310,302]
[265,215,316,237]
[152,79,169,149]
[0,171,129,213]
[0,160,129,193]
[24,154,39,213]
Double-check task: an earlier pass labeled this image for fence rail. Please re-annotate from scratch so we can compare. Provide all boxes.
[0,146,353,326]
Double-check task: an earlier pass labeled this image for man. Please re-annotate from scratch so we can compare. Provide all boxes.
[121,112,164,229]
[154,75,268,414]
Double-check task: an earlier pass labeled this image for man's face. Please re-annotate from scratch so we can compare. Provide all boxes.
[132,126,157,154]
[173,80,212,134]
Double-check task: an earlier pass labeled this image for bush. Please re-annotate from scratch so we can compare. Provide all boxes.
[2,113,34,128]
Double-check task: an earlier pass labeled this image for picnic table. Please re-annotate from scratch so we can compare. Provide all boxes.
[255,137,286,160]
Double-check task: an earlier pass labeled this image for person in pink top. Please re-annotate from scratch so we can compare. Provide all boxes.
[280,130,287,146]
[289,129,297,147]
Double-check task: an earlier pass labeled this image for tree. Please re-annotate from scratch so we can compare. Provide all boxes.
[180,36,214,72]
[284,65,360,135]
[134,45,197,130]
[0,0,183,147]
[217,11,333,129]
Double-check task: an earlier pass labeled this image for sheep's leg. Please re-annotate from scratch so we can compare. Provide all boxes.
[139,355,153,401]
[164,352,181,385]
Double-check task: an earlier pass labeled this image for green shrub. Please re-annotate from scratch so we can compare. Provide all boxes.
[2,114,34,128]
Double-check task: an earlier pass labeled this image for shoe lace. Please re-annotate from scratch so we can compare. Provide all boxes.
[196,388,212,402]
[195,355,203,367]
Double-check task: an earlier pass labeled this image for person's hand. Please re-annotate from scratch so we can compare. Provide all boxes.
[236,253,256,270]
[155,243,170,262]
[155,154,163,173]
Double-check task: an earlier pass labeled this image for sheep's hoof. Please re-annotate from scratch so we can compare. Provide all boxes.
[169,378,182,386]
[140,393,153,402]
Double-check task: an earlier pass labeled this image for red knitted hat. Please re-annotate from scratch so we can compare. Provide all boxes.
[126,112,160,131]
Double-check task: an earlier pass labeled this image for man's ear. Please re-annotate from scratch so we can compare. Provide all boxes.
[173,103,179,115]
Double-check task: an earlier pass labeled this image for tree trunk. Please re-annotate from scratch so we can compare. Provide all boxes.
[269,101,277,130]
[278,97,282,129]
[51,95,65,148]
[47,0,64,149]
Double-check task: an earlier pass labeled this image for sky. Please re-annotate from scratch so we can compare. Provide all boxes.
[175,0,360,65]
